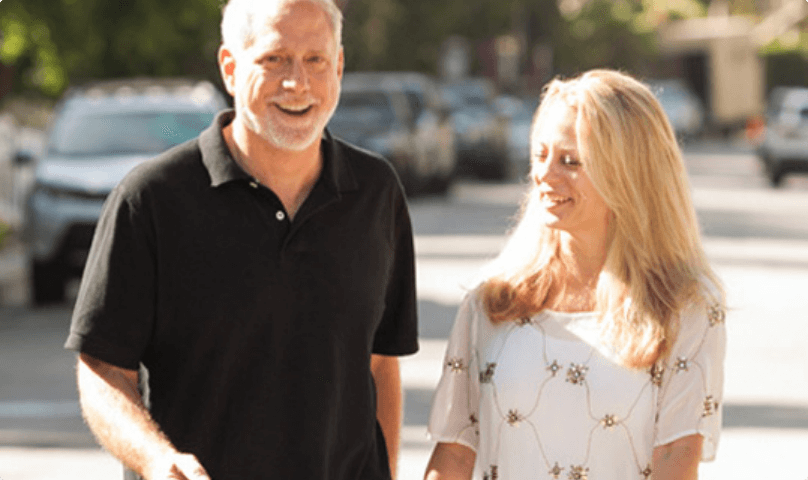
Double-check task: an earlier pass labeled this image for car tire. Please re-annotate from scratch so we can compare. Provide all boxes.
[31,259,66,306]
[477,155,507,181]
[766,163,785,188]
[428,174,452,195]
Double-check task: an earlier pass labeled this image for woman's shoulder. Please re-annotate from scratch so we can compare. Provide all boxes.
[671,278,727,358]
[458,285,487,318]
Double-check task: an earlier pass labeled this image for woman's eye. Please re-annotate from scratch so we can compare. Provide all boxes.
[533,147,548,161]
[561,154,580,166]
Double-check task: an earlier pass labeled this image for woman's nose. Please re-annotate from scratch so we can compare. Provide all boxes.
[532,157,558,185]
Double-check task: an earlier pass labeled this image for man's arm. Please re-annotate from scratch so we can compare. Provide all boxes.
[76,353,210,480]
[652,433,703,480]
[371,354,402,480]
[423,442,475,480]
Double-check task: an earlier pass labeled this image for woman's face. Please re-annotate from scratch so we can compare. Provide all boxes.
[529,100,611,240]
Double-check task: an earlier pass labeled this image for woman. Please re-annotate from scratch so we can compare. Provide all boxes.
[424,69,726,480]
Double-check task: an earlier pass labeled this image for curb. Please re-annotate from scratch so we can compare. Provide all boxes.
[0,430,98,449]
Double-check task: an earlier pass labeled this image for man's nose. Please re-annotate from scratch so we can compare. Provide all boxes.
[281,59,310,91]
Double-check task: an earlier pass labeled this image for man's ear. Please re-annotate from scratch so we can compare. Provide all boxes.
[336,46,344,81]
[218,45,237,97]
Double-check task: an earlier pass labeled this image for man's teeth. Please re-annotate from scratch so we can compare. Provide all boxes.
[279,104,311,113]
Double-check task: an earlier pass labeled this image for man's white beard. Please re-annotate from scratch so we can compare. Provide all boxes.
[243,101,337,152]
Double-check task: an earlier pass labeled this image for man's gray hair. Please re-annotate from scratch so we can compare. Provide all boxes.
[221,0,343,52]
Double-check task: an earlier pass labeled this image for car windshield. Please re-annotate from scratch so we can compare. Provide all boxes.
[403,91,425,119]
[330,92,396,130]
[49,111,215,156]
[442,83,490,109]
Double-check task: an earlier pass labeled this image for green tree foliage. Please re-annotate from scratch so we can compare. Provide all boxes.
[553,0,659,76]
[1,0,224,98]
[339,0,711,80]
[1,2,66,96]
[2,0,749,99]
[341,0,563,74]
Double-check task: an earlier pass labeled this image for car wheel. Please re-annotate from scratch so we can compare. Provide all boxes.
[31,259,66,306]
[428,174,452,195]
[765,162,785,188]
[479,157,507,181]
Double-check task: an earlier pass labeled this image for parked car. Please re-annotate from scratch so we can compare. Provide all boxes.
[382,72,457,193]
[495,94,538,181]
[329,72,456,194]
[756,86,808,187]
[647,79,705,141]
[18,78,228,305]
[440,77,509,180]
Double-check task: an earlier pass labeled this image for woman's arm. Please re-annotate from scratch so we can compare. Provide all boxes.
[424,442,476,480]
[652,433,703,480]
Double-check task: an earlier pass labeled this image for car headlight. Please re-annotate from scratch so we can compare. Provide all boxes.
[367,131,410,158]
[33,182,107,201]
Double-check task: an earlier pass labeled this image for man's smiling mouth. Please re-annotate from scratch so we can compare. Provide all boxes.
[276,104,313,116]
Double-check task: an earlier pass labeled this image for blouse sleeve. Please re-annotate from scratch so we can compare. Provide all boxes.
[427,292,482,452]
[654,297,727,461]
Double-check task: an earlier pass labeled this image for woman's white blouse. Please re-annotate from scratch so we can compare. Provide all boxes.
[427,290,726,480]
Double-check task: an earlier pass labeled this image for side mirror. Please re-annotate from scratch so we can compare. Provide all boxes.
[13,150,34,167]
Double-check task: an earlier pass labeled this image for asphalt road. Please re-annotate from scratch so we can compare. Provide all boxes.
[2,140,808,479]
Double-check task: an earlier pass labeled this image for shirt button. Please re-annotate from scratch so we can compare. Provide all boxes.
[276,210,286,221]
[249,181,258,189]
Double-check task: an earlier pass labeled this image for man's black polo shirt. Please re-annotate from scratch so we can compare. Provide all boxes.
[65,110,419,480]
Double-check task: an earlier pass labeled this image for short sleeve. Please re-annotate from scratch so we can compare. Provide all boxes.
[373,194,419,356]
[427,292,481,452]
[64,181,157,370]
[655,298,727,461]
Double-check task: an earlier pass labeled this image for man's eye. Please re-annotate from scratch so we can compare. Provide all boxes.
[262,56,283,65]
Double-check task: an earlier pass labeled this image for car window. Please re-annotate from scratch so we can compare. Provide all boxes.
[448,84,487,107]
[332,92,397,126]
[50,111,215,156]
[403,91,425,119]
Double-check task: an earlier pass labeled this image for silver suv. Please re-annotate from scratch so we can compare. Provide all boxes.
[757,86,808,187]
[19,79,227,304]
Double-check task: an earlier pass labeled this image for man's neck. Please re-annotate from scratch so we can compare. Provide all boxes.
[223,121,323,220]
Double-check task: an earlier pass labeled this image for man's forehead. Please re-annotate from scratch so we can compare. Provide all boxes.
[252,0,327,26]
[249,0,335,44]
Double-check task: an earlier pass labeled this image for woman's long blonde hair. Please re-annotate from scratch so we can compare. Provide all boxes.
[480,69,723,369]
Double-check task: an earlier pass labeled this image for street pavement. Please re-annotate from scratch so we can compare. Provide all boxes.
[2,143,808,479]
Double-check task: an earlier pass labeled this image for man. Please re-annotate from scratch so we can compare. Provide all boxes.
[64,1,418,479]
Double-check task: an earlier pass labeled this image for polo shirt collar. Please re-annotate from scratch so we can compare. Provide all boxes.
[199,109,358,194]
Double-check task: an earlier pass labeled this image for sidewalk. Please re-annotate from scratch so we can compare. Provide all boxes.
[0,232,27,307]
[3,174,808,479]
[2,429,807,480]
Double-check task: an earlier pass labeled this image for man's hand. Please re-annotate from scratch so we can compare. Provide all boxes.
[148,452,211,480]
